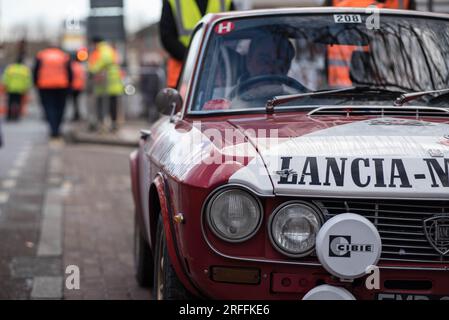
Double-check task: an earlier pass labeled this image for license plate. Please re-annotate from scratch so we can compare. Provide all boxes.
[377,293,449,300]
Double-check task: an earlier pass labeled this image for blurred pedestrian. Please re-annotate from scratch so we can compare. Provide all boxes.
[70,52,86,122]
[160,0,234,88]
[33,46,72,138]
[89,38,124,132]
[2,55,32,121]
[140,53,164,123]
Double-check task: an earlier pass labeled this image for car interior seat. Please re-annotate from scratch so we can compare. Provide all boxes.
[349,51,382,86]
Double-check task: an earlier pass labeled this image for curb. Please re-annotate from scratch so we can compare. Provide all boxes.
[63,127,139,148]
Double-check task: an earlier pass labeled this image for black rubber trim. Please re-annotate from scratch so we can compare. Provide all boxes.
[133,153,150,244]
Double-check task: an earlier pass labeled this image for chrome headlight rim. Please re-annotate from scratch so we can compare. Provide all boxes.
[268,201,324,258]
[205,186,264,243]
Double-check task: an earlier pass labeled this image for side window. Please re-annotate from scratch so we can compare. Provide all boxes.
[177,26,204,100]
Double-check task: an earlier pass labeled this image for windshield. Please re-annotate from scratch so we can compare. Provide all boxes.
[190,13,449,113]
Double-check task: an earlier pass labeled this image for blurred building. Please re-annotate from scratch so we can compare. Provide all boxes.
[127,22,166,121]
[87,0,126,42]
[127,22,166,90]
[61,19,87,54]
[128,23,166,67]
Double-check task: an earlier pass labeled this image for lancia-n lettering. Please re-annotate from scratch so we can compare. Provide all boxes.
[277,156,449,189]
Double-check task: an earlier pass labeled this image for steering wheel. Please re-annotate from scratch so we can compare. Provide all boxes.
[228,74,308,100]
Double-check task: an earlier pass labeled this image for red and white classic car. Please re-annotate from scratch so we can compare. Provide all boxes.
[130,8,449,300]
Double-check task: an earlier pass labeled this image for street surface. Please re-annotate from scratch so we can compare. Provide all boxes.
[0,101,150,300]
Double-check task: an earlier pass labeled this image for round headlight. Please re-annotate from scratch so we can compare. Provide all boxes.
[206,188,263,242]
[269,202,323,257]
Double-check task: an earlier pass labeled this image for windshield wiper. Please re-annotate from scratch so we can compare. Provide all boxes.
[266,86,405,113]
[394,88,449,106]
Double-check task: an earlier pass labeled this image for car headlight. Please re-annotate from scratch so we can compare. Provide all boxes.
[269,201,323,257]
[206,188,263,243]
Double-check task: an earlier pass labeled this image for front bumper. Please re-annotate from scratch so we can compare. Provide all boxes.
[186,259,449,300]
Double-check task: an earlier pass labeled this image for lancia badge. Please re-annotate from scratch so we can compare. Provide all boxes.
[423,216,449,256]
[275,169,297,178]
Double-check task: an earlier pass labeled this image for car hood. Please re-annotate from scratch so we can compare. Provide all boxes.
[228,115,449,199]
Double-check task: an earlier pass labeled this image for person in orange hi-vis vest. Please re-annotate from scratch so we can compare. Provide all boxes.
[325,0,415,88]
[160,0,235,88]
[70,53,86,122]
[33,46,72,138]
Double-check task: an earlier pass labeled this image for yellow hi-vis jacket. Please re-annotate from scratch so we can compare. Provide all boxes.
[166,0,232,88]
[89,42,124,96]
[168,0,233,47]
[2,63,32,94]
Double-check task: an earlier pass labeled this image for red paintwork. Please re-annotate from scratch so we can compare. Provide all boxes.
[153,174,201,297]
[129,9,449,300]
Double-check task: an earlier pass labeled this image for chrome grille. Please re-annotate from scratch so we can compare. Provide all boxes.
[318,200,449,264]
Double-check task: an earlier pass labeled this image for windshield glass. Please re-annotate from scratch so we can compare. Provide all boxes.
[190,13,449,113]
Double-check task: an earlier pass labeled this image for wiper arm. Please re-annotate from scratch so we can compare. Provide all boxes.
[266,87,356,112]
[394,88,449,106]
[266,86,404,113]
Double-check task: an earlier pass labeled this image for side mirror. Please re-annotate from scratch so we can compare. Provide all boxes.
[155,88,183,116]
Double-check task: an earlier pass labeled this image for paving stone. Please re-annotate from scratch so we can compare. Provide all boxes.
[31,276,63,299]
[62,145,151,300]
[0,278,33,299]
[10,257,62,278]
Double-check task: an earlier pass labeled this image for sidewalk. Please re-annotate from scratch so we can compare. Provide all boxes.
[1,103,151,299]
[62,143,151,300]
[0,116,63,299]
[63,120,149,147]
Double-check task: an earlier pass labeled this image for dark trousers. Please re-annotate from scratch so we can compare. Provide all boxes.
[96,95,118,126]
[39,89,68,137]
[72,90,81,121]
[7,93,23,121]
[141,72,160,123]
[110,96,118,125]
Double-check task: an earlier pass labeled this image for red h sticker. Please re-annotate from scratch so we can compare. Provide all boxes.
[215,21,235,35]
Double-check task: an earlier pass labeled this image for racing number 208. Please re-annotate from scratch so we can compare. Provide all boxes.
[334,14,362,23]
